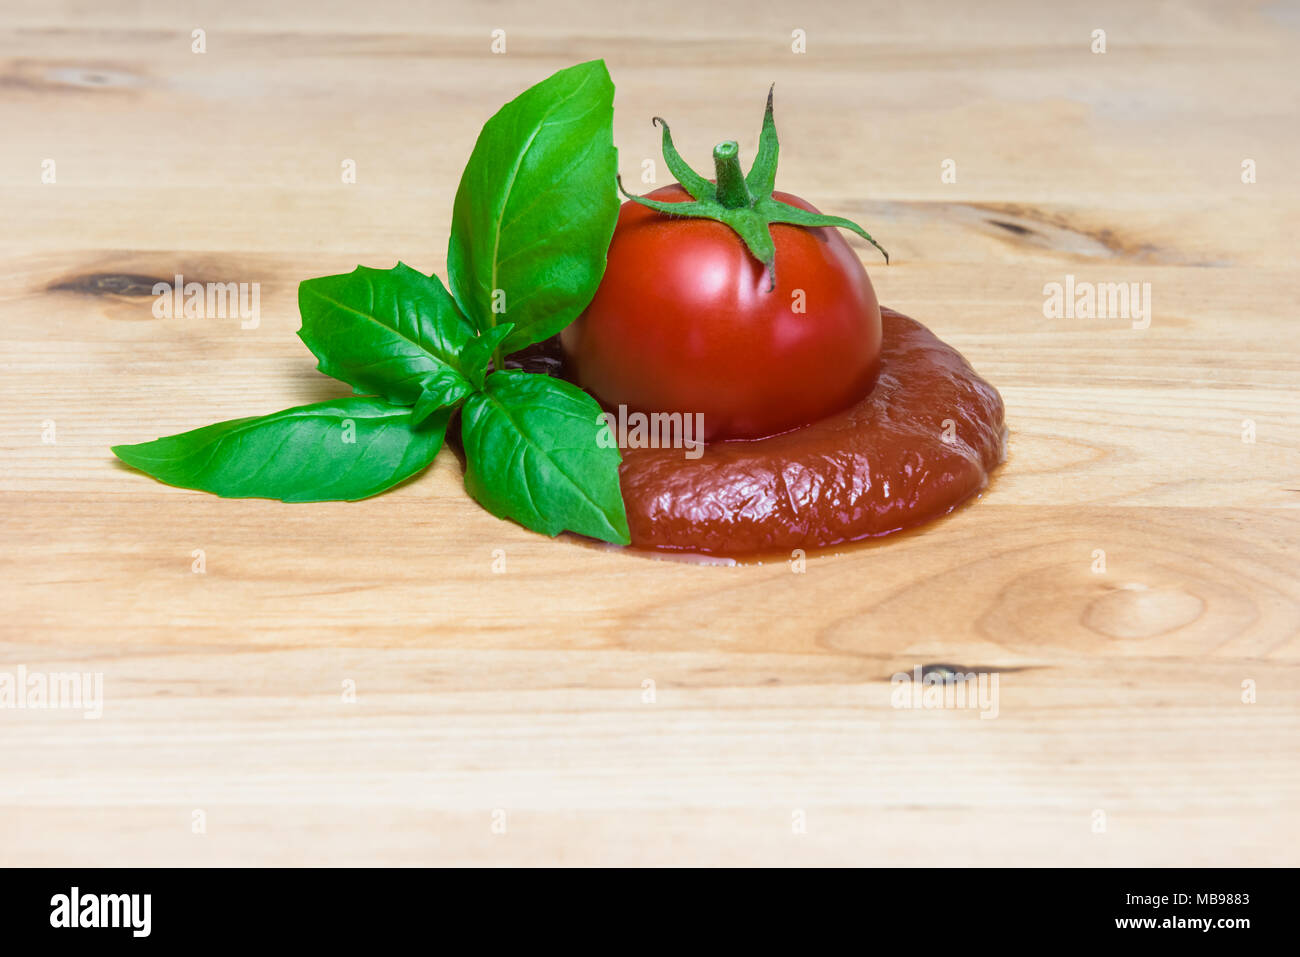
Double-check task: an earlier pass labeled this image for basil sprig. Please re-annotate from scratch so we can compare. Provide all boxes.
[113,60,630,545]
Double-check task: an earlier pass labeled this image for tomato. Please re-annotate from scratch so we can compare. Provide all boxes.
[560,184,882,441]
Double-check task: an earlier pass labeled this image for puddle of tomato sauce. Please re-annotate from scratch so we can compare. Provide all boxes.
[577,464,1008,566]
[508,307,1006,560]
[563,469,1003,567]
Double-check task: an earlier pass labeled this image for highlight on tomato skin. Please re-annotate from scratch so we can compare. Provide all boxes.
[560,184,883,442]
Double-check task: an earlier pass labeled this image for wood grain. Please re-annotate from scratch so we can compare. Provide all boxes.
[1,0,1298,866]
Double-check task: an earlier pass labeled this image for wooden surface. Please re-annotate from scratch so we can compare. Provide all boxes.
[2,0,1298,866]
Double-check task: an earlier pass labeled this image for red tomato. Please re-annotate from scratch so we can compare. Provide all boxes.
[560,184,882,441]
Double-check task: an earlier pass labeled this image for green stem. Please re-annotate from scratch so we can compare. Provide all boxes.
[712,141,751,209]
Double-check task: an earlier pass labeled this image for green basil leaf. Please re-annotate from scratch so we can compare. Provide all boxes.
[112,397,449,502]
[410,370,474,428]
[447,59,619,355]
[459,323,515,389]
[409,323,517,427]
[460,369,629,544]
[298,263,475,405]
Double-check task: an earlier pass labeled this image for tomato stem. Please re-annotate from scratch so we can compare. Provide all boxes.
[619,91,889,289]
[712,141,751,209]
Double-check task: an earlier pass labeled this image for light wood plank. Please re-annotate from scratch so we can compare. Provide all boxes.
[1,0,1297,866]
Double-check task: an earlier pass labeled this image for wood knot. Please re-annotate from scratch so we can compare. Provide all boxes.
[1084,583,1205,640]
[48,273,169,298]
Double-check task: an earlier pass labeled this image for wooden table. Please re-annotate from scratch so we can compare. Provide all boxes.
[2,0,1297,866]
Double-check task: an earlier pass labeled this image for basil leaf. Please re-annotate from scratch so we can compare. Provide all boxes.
[460,370,629,544]
[298,263,475,406]
[410,370,475,427]
[409,324,517,427]
[459,323,515,389]
[112,398,449,502]
[447,59,619,355]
